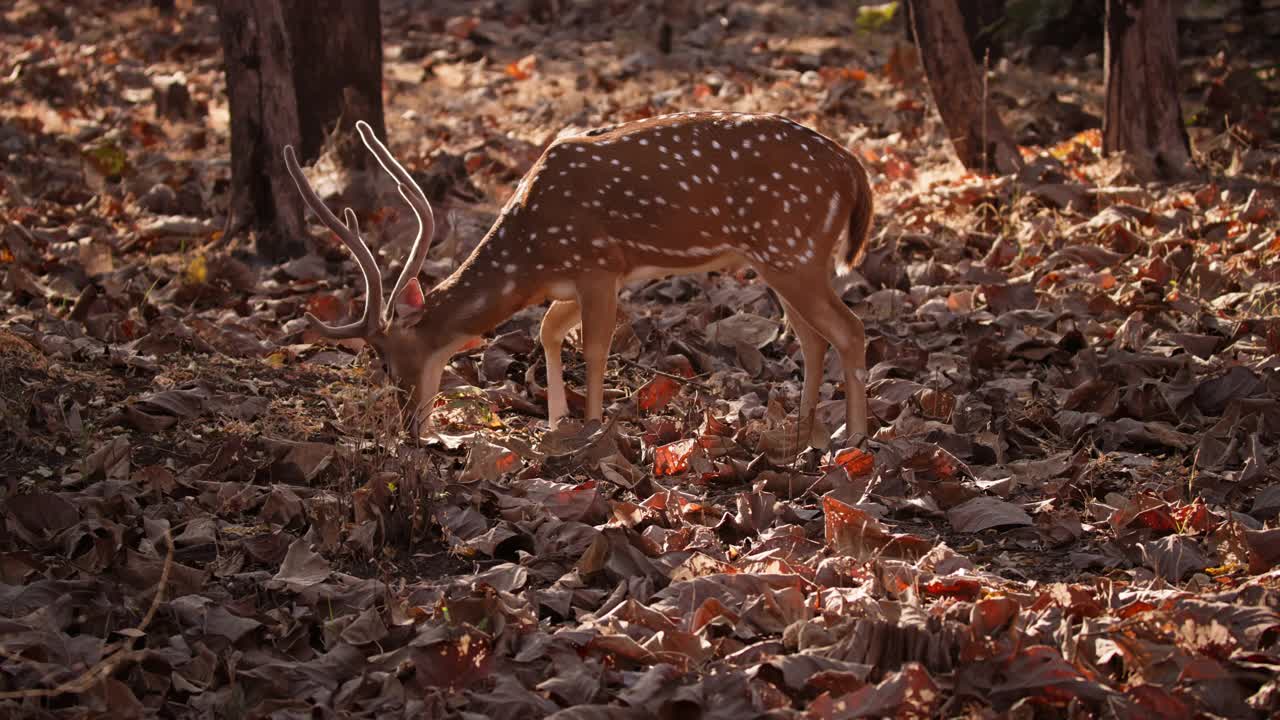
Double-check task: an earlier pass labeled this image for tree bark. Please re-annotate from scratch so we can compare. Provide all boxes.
[907,0,1023,175]
[216,0,385,261]
[1103,0,1192,180]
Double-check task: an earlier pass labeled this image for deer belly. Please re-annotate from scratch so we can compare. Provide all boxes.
[621,254,744,286]
[546,279,577,300]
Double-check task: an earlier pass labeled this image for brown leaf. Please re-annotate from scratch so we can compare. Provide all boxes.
[577,527,662,582]
[241,531,294,565]
[823,495,929,561]
[546,707,649,720]
[461,439,521,483]
[947,496,1033,533]
[469,674,559,720]
[259,485,304,526]
[970,596,1019,636]
[261,439,333,484]
[1125,684,1194,720]
[6,492,79,543]
[705,313,779,349]
[204,604,261,643]
[122,383,208,431]
[1099,418,1196,450]
[1140,535,1209,581]
[991,645,1111,702]
[1195,366,1262,416]
[340,607,389,646]
[823,662,939,718]
[1243,528,1280,574]
[271,539,331,590]
[411,625,495,690]
[80,436,131,482]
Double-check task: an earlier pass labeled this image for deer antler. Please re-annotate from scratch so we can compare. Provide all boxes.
[283,144,384,338]
[354,120,435,328]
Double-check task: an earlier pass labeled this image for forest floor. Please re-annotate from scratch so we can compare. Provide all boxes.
[2,0,1280,717]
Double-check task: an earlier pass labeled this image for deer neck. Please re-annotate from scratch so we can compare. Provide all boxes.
[416,238,545,347]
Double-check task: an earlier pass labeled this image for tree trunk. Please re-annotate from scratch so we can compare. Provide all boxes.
[907,0,1023,175]
[216,0,385,262]
[906,0,1024,174]
[1103,0,1192,179]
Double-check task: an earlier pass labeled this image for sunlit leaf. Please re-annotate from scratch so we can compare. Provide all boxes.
[83,141,128,178]
[654,438,696,476]
[505,54,537,80]
[637,375,680,413]
[306,293,343,322]
[856,1,899,32]
[433,386,504,429]
[184,254,208,285]
[831,446,874,477]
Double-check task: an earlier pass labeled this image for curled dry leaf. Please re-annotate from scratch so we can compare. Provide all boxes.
[819,662,939,719]
[824,495,930,561]
[271,539,332,591]
[705,313,780,349]
[947,496,1034,533]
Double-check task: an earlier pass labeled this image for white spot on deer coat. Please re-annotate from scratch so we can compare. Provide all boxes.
[821,195,841,234]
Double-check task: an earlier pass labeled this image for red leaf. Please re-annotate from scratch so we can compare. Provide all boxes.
[690,597,738,634]
[654,438,696,476]
[505,54,537,80]
[922,575,981,600]
[1172,501,1213,533]
[493,451,519,474]
[306,294,344,322]
[638,375,680,413]
[823,495,929,561]
[831,447,874,477]
[1128,684,1193,720]
[971,596,1019,636]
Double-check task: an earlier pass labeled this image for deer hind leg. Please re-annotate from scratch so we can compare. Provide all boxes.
[764,272,868,439]
[575,274,620,423]
[779,297,830,442]
[539,299,581,428]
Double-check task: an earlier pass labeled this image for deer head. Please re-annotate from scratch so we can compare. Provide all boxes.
[283,121,454,426]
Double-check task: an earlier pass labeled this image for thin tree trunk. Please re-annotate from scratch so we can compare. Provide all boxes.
[1103,0,1192,179]
[907,0,1023,175]
[216,0,385,262]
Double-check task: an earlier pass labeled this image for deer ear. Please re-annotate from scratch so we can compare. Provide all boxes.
[395,277,425,315]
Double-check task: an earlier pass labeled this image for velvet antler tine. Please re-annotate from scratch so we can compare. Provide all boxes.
[283,144,385,337]
[354,121,435,325]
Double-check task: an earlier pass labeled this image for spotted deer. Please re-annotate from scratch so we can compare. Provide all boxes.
[284,112,874,438]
